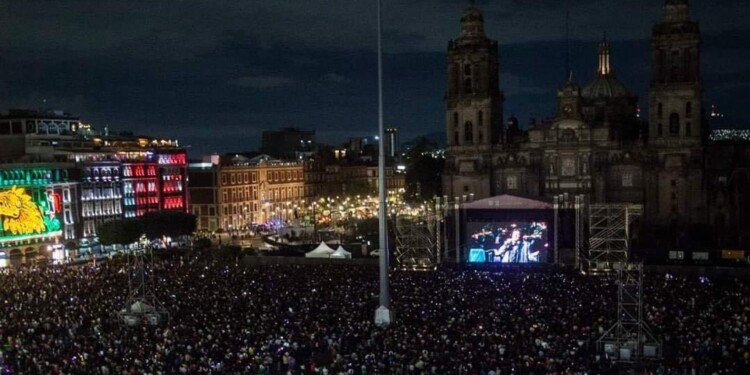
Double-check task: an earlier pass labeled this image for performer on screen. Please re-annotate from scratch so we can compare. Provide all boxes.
[493,227,541,263]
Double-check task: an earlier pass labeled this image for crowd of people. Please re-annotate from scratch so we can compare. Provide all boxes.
[0,253,748,374]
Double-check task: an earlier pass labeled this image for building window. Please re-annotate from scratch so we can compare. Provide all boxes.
[506,175,517,190]
[657,123,663,137]
[657,102,663,118]
[464,122,473,143]
[685,101,692,117]
[671,179,677,187]
[622,173,633,187]
[669,113,680,135]
[686,122,692,137]
[463,185,469,193]
[478,111,483,127]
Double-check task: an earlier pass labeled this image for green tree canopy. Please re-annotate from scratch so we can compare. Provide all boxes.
[97,219,143,246]
[140,211,197,239]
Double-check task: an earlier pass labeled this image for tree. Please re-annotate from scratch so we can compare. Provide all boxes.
[97,219,143,246]
[140,211,197,239]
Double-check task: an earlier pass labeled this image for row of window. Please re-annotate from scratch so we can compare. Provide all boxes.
[124,181,158,194]
[162,181,184,193]
[82,201,122,217]
[123,165,158,177]
[0,119,78,135]
[157,153,187,165]
[163,197,184,209]
[220,169,305,186]
[656,114,692,137]
[124,197,159,206]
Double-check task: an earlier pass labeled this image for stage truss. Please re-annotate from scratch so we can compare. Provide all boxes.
[393,213,439,270]
[597,263,661,362]
[587,204,641,272]
[117,247,169,326]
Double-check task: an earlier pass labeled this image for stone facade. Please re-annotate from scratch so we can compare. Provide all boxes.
[443,1,750,246]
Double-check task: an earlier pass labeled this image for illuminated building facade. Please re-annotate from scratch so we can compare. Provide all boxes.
[117,149,188,218]
[120,151,160,218]
[0,165,78,257]
[79,161,123,237]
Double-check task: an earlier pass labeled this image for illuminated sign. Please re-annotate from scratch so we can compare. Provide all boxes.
[0,186,61,242]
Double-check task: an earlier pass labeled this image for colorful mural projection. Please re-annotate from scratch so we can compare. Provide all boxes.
[0,186,59,238]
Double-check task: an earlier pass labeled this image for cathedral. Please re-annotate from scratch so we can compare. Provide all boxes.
[443,0,750,247]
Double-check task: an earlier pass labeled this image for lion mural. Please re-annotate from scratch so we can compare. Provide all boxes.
[0,186,47,236]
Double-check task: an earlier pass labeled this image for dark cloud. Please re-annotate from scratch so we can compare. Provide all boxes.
[0,0,748,157]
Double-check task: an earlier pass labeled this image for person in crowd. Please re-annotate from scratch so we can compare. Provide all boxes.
[0,252,746,374]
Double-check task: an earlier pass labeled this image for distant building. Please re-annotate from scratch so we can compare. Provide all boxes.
[0,110,189,255]
[0,109,81,162]
[442,1,750,247]
[260,128,315,160]
[188,161,220,232]
[385,127,399,158]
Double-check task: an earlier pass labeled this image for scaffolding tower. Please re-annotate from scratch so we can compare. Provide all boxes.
[117,247,168,326]
[393,213,439,270]
[597,262,661,362]
[587,204,641,272]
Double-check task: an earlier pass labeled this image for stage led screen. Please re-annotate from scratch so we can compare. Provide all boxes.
[467,221,549,263]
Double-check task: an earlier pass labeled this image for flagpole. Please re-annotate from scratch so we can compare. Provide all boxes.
[374,0,392,327]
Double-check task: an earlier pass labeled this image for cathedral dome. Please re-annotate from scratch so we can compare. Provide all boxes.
[582,75,632,99]
[582,36,633,99]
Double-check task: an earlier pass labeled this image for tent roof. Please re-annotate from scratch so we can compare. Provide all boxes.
[461,194,553,210]
[333,246,351,254]
[330,246,352,258]
[308,241,334,254]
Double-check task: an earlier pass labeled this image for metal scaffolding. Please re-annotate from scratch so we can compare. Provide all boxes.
[597,263,661,362]
[393,212,439,270]
[117,248,168,327]
[587,204,641,272]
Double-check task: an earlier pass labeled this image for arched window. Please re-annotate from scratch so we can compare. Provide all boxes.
[669,113,680,135]
[685,101,692,117]
[464,121,474,143]
[478,111,483,127]
[670,50,681,81]
[657,102,663,118]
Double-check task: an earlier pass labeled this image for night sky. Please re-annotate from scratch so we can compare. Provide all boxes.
[1,0,748,157]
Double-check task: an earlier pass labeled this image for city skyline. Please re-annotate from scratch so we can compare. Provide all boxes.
[1,0,749,157]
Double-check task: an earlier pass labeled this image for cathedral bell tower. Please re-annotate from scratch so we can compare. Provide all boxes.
[646,0,705,224]
[648,0,701,144]
[443,1,504,199]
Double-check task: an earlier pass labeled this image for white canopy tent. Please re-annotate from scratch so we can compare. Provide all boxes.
[305,241,335,258]
[330,245,352,259]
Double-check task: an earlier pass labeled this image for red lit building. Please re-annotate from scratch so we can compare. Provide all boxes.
[157,150,188,212]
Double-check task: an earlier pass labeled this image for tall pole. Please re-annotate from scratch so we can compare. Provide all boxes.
[374,0,392,327]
